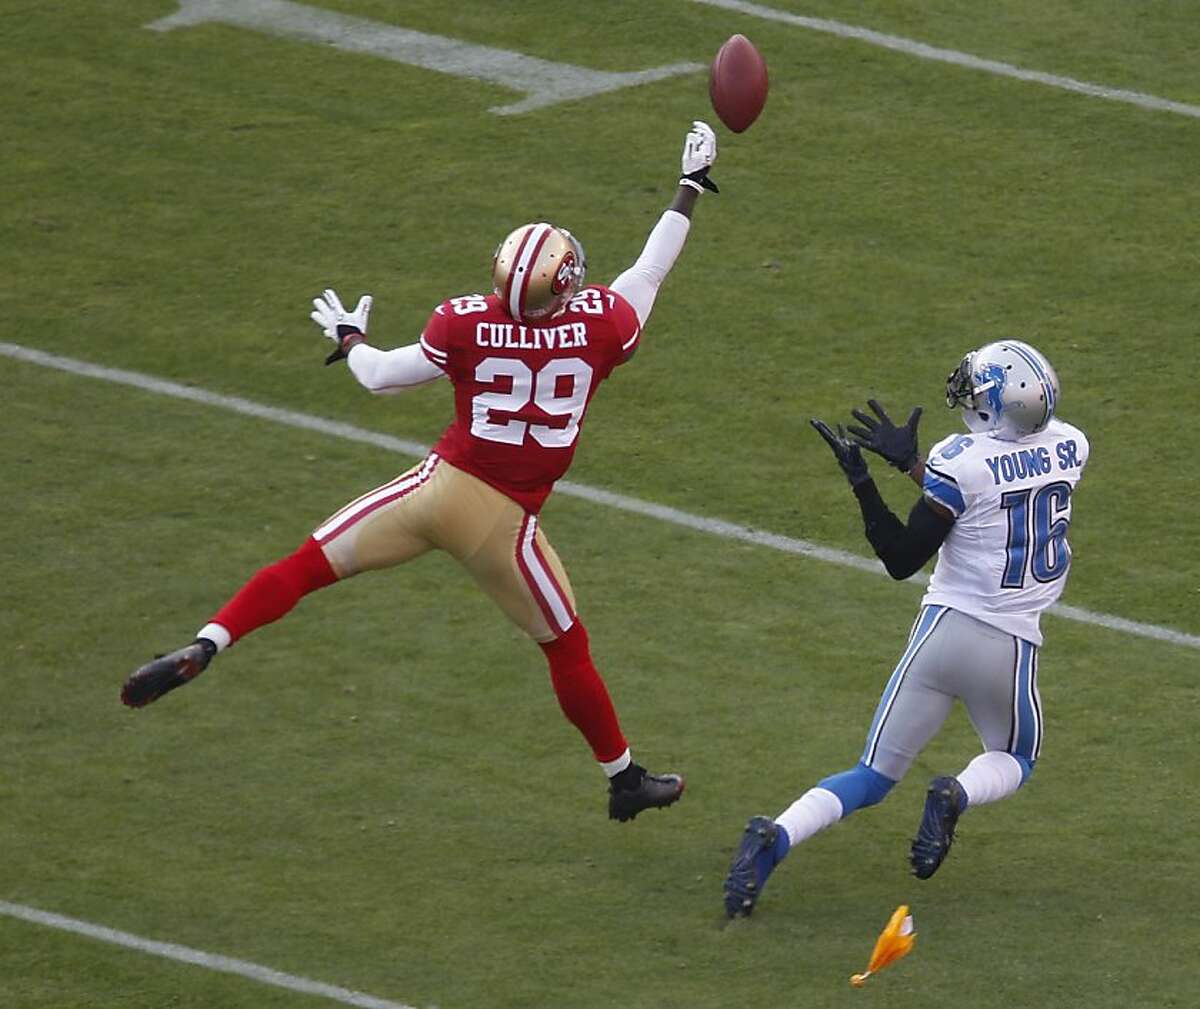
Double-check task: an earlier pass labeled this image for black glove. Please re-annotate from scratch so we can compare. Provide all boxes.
[846,399,922,473]
[811,419,871,487]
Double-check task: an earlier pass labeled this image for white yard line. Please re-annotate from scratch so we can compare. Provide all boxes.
[3,341,1196,651]
[0,900,416,1009]
[691,0,1200,121]
[148,0,702,116]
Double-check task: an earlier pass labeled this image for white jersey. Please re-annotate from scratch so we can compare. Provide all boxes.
[920,417,1089,645]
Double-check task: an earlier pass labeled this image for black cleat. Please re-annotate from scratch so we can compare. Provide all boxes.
[121,640,215,708]
[608,766,685,822]
[910,775,968,879]
[724,815,784,918]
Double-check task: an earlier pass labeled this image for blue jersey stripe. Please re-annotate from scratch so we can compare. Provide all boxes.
[923,475,966,516]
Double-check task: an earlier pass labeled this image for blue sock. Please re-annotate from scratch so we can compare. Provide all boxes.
[756,824,791,887]
[818,762,896,814]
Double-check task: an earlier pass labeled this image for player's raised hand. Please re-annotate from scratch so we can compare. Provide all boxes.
[311,288,372,365]
[811,418,870,487]
[680,120,719,194]
[847,399,922,473]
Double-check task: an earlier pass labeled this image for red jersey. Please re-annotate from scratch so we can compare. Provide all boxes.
[419,285,641,512]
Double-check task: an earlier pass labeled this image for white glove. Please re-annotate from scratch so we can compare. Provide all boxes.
[310,288,372,338]
[680,121,719,193]
[310,288,373,365]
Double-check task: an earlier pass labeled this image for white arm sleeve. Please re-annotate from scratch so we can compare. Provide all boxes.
[346,342,446,394]
[609,209,691,327]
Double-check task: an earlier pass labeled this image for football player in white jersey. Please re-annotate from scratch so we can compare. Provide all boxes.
[724,340,1089,917]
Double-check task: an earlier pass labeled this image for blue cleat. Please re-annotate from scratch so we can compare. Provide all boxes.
[910,775,968,879]
[724,815,790,918]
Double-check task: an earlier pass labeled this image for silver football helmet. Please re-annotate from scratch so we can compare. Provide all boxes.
[945,340,1060,440]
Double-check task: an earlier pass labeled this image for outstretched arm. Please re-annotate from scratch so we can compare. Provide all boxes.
[851,479,954,580]
[608,210,692,329]
[311,289,446,393]
[346,342,445,394]
[668,185,701,220]
[609,121,717,327]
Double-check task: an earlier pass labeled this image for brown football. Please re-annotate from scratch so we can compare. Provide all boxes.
[709,34,768,133]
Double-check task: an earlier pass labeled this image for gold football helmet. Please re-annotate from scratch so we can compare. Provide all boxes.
[492,222,586,322]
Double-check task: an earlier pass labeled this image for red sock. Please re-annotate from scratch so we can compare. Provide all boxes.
[211,537,338,645]
[539,621,628,764]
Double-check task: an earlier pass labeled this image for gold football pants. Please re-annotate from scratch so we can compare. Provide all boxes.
[312,454,577,643]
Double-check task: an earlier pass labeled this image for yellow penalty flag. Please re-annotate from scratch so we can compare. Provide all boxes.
[850,905,916,987]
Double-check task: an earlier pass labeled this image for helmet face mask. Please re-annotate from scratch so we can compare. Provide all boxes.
[492,222,587,323]
[945,341,1060,440]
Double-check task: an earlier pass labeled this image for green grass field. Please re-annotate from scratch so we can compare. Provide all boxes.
[3,2,1198,1007]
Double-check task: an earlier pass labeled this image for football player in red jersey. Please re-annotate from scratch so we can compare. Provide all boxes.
[122,122,719,822]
